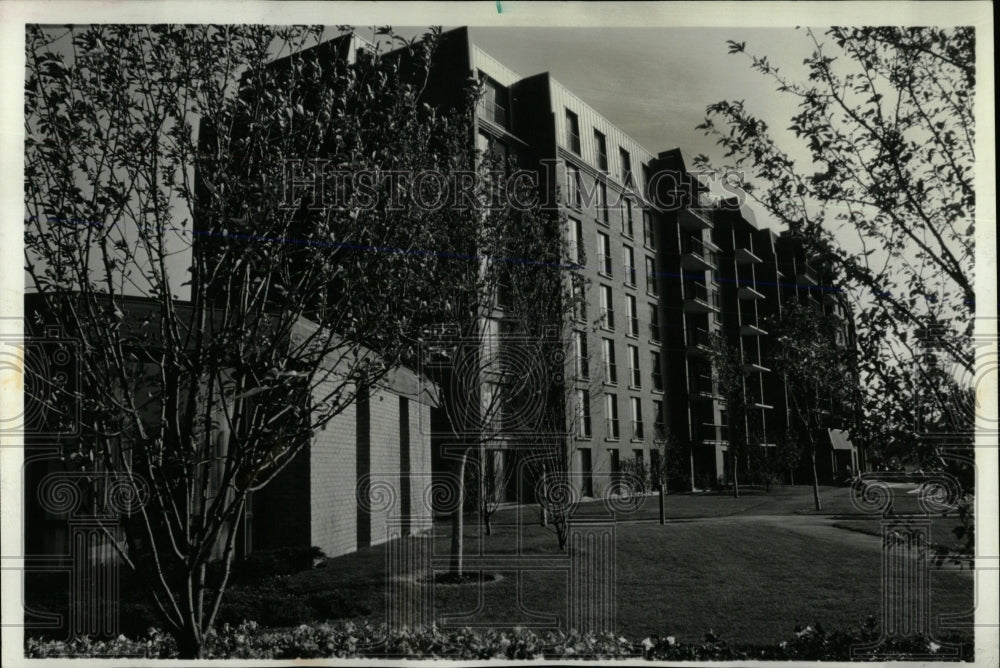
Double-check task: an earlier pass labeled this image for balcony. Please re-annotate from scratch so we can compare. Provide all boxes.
[631,420,645,440]
[477,98,508,128]
[689,373,720,400]
[740,324,768,336]
[738,285,765,300]
[734,247,763,264]
[680,237,719,271]
[796,262,818,286]
[696,422,729,444]
[679,207,714,231]
[744,362,770,374]
[686,326,712,356]
[683,281,721,313]
[747,390,773,409]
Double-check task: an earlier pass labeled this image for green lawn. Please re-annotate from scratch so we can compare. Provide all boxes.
[281,486,974,644]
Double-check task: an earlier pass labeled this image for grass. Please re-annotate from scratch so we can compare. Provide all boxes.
[26,485,973,646]
[277,485,973,644]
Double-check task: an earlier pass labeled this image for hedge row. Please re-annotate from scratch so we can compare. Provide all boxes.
[25,616,973,661]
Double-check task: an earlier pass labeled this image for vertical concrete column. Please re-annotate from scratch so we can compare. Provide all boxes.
[881,519,930,639]
[356,386,371,549]
[399,396,411,536]
[68,517,118,638]
[385,519,431,631]
[568,520,616,634]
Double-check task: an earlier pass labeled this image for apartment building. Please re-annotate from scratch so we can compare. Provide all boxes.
[266,27,860,498]
[452,27,860,492]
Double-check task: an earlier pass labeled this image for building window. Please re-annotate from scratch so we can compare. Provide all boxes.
[643,210,656,249]
[575,330,589,380]
[628,344,641,388]
[609,447,621,479]
[653,399,666,439]
[605,393,620,440]
[600,284,614,330]
[597,180,609,223]
[478,77,509,128]
[649,303,660,342]
[651,351,664,391]
[565,109,580,154]
[568,217,584,265]
[578,388,592,438]
[646,256,659,296]
[594,129,608,171]
[619,147,632,187]
[573,275,587,321]
[623,245,636,287]
[602,338,617,384]
[631,397,644,441]
[565,164,582,208]
[597,232,612,276]
[622,198,634,238]
[626,294,638,337]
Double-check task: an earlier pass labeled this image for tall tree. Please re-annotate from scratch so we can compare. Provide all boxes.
[24,24,482,657]
[767,302,857,510]
[694,27,975,470]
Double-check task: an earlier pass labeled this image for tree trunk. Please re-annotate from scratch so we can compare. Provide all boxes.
[810,448,822,511]
[732,452,740,498]
[449,450,469,576]
[658,483,665,525]
[483,509,492,536]
[175,620,204,659]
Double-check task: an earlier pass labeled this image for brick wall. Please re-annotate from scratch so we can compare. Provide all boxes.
[368,387,401,547]
[308,380,358,559]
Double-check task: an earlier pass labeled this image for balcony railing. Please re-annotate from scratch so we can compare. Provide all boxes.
[630,367,642,388]
[625,265,636,287]
[796,261,818,285]
[679,207,715,230]
[632,420,645,440]
[683,281,721,313]
[686,326,712,352]
[628,316,639,337]
[477,98,508,128]
[696,422,728,443]
[649,321,661,342]
[734,247,763,264]
[579,415,592,438]
[681,237,719,271]
[577,355,590,380]
[689,373,719,398]
[599,253,613,275]
[606,418,620,439]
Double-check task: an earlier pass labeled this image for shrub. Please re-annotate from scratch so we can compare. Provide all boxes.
[225,546,327,584]
[25,617,974,660]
